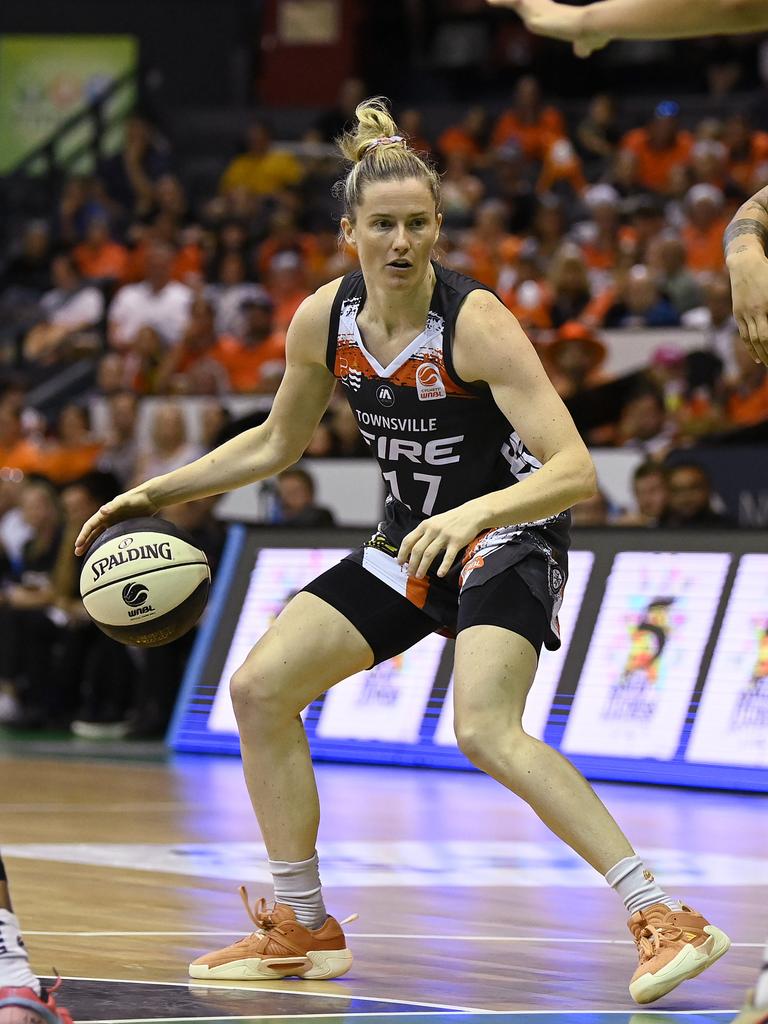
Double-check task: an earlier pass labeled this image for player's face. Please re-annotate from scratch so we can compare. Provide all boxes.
[343,178,441,290]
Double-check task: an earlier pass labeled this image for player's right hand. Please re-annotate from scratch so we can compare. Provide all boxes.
[728,250,768,366]
[74,487,159,556]
[486,0,611,57]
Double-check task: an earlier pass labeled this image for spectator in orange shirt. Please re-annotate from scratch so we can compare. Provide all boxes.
[681,184,729,274]
[723,113,768,194]
[689,139,731,191]
[725,332,768,427]
[73,215,128,284]
[37,403,103,486]
[0,402,44,477]
[257,210,322,281]
[266,251,311,333]
[576,184,622,272]
[155,296,232,395]
[461,199,520,288]
[537,136,586,198]
[620,101,693,194]
[500,240,553,331]
[437,107,490,166]
[492,75,566,161]
[209,290,286,394]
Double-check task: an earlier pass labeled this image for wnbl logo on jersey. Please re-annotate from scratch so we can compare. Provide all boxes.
[416,362,446,401]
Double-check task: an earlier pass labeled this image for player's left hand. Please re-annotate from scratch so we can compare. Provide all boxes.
[397,505,485,579]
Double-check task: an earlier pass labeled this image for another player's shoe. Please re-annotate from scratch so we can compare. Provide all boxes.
[0,978,74,1024]
[627,902,730,1004]
[189,886,356,981]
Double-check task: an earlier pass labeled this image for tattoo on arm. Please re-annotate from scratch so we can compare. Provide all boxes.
[723,218,768,256]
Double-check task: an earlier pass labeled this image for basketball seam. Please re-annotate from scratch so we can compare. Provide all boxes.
[82,560,210,598]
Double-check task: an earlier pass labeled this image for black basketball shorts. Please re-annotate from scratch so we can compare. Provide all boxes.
[302,550,555,666]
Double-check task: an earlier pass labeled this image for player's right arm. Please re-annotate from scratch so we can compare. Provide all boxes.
[488,0,768,57]
[725,185,768,367]
[74,283,339,555]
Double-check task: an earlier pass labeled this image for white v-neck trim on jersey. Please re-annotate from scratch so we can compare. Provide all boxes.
[352,319,429,378]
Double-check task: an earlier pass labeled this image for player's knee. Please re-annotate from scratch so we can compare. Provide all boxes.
[229,661,294,727]
[455,713,524,770]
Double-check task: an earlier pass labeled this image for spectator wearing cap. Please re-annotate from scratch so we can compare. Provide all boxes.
[492,76,566,162]
[544,321,608,399]
[681,184,729,273]
[605,264,679,328]
[209,289,286,393]
[437,107,491,166]
[220,119,303,199]
[620,101,693,195]
[575,184,622,272]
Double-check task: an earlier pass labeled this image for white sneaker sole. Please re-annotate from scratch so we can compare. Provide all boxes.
[189,947,353,981]
[629,925,731,1004]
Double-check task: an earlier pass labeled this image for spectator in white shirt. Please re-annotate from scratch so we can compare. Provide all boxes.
[108,241,193,352]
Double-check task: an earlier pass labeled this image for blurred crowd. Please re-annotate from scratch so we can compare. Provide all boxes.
[0,75,765,734]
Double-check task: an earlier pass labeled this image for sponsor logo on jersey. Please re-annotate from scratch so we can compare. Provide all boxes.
[376,383,395,407]
[416,362,446,401]
[91,542,173,582]
[122,582,150,608]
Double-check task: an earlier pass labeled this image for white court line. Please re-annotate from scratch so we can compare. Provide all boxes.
[27,931,765,948]
[47,975,487,1013]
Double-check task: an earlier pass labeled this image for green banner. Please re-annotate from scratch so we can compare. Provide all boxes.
[0,34,137,173]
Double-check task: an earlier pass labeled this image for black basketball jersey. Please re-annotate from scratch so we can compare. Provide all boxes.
[325,260,571,642]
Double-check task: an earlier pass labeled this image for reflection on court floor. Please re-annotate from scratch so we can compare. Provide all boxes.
[41,978,739,1023]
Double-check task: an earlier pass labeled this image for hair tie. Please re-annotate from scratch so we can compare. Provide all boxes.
[364,135,406,154]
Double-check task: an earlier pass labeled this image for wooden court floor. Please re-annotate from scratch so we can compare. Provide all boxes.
[1,752,765,1024]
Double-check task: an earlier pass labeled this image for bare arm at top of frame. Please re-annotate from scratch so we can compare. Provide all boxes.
[487,0,768,57]
[398,290,596,578]
[74,283,340,554]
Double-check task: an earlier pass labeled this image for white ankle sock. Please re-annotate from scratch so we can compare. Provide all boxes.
[605,856,681,916]
[268,851,327,931]
[0,911,41,993]
[754,938,768,1009]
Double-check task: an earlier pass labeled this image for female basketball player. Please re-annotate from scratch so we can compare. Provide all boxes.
[74,99,729,1004]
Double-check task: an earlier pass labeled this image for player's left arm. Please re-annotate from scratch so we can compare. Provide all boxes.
[398,290,596,578]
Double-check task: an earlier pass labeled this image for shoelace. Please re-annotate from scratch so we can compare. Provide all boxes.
[636,922,687,961]
[236,885,358,943]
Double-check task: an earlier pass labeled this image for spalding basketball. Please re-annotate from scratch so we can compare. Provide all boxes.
[80,517,211,647]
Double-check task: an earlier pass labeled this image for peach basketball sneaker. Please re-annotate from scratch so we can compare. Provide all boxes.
[627,902,731,1004]
[189,886,357,981]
